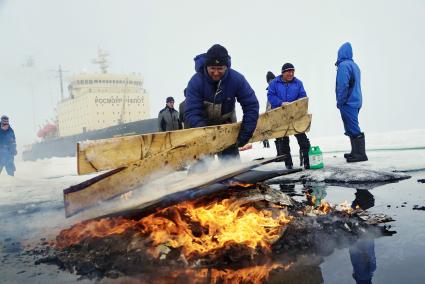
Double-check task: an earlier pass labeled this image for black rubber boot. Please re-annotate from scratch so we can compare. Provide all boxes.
[346,133,368,163]
[300,149,310,169]
[295,133,311,169]
[284,155,293,169]
[344,136,355,158]
[275,137,293,169]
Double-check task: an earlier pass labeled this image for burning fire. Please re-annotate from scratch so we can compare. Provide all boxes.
[226,181,255,188]
[303,197,359,216]
[56,198,292,260]
[208,263,292,284]
[305,191,332,215]
[56,217,137,248]
[142,199,292,259]
[316,199,331,214]
[165,263,292,284]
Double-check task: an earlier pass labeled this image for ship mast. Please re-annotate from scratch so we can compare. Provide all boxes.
[58,65,64,101]
[92,48,109,73]
[49,65,68,102]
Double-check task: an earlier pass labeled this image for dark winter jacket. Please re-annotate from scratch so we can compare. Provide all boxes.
[178,99,186,128]
[335,42,362,109]
[267,76,307,109]
[157,107,182,132]
[0,126,17,156]
[185,54,259,145]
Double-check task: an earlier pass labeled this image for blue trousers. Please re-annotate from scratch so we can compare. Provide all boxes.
[0,153,15,176]
[339,105,361,137]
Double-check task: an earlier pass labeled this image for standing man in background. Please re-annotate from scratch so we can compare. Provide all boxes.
[335,42,368,163]
[0,115,17,176]
[267,63,311,169]
[158,96,182,132]
[179,89,187,129]
[262,71,276,148]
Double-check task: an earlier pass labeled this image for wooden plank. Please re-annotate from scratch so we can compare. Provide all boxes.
[64,114,311,217]
[77,98,309,174]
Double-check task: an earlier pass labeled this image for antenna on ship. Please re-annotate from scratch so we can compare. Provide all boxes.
[92,48,109,73]
[49,65,69,101]
[58,65,65,101]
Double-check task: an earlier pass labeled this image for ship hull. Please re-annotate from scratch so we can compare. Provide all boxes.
[22,118,158,161]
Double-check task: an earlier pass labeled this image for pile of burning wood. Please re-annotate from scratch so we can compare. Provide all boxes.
[34,182,393,282]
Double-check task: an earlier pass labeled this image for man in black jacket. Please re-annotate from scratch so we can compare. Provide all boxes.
[158,97,182,131]
[179,89,188,129]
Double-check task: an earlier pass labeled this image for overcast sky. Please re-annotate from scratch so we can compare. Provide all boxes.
[1,0,424,146]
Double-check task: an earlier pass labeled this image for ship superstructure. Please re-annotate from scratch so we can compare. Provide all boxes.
[22,50,156,161]
[57,49,150,137]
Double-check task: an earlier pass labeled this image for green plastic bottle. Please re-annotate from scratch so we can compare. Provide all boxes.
[309,146,324,169]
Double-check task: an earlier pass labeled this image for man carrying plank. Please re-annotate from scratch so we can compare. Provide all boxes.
[267,63,311,169]
[185,44,259,161]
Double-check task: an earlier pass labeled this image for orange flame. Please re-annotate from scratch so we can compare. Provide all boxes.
[56,217,137,248]
[164,263,292,284]
[140,199,292,259]
[305,191,332,215]
[57,199,292,260]
[226,181,255,188]
[316,200,331,214]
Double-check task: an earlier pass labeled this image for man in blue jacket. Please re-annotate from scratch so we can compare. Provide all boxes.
[0,115,17,176]
[335,42,368,162]
[267,63,310,169]
[186,44,259,161]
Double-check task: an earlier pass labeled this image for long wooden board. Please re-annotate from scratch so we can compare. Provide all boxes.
[77,98,310,175]
[64,114,311,217]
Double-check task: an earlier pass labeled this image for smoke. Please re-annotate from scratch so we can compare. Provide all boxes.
[76,155,258,221]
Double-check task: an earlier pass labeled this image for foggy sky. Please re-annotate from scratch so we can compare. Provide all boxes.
[1,0,424,147]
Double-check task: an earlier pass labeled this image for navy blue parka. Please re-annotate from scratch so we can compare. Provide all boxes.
[185,54,259,145]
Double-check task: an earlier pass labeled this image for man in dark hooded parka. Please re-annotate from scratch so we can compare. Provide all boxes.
[0,115,17,176]
[185,44,259,160]
[335,42,368,162]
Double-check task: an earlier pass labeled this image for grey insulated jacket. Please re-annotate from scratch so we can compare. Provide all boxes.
[158,107,182,131]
